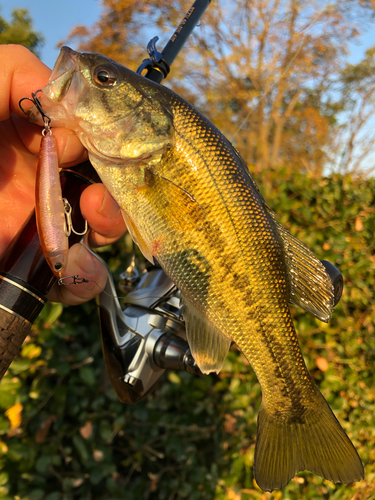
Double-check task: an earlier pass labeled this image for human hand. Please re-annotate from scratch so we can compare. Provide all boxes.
[0,45,127,305]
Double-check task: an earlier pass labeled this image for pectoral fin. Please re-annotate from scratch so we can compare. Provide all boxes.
[146,170,205,228]
[272,217,334,322]
[181,296,231,374]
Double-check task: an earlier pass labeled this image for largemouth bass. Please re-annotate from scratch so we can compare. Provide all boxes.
[29,47,364,491]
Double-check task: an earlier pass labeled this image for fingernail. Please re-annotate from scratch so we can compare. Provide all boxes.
[60,134,73,164]
[74,245,97,275]
[60,133,86,165]
[98,189,121,219]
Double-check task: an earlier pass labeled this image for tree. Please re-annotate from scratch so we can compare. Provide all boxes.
[182,0,375,176]
[62,0,375,176]
[0,7,44,56]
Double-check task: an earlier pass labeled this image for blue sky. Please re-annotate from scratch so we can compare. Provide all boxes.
[2,0,103,68]
[3,0,374,69]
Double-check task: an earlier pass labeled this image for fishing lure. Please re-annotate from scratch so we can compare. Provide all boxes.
[20,92,87,279]
[35,123,69,278]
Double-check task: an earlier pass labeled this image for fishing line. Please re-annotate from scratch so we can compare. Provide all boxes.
[57,274,180,304]
[58,274,128,298]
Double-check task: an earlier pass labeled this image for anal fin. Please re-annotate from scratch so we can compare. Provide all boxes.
[181,296,231,375]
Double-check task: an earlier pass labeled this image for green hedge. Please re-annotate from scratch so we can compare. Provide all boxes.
[1,170,375,500]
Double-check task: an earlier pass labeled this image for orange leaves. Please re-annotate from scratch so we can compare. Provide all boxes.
[316,357,329,372]
[5,403,22,431]
[224,413,237,434]
[79,421,93,439]
[227,488,242,500]
[355,217,363,232]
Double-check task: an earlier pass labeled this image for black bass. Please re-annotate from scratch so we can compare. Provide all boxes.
[29,47,364,491]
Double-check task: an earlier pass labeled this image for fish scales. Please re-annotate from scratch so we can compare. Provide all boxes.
[135,94,316,414]
[28,47,364,492]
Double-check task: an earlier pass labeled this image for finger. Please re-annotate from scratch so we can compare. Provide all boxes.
[80,184,127,247]
[52,127,88,167]
[13,113,87,167]
[0,45,50,121]
[1,45,86,165]
[47,243,108,305]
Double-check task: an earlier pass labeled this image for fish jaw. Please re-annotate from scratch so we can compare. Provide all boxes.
[27,47,82,128]
[45,46,79,103]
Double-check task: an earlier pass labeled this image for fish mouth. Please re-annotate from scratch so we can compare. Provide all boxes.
[44,46,79,102]
[27,46,80,125]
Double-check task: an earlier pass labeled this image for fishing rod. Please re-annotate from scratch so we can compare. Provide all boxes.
[0,0,211,381]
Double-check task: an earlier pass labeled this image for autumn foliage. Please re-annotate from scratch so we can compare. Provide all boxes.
[62,0,375,176]
[1,1,375,498]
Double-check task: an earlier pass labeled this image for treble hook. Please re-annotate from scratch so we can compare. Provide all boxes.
[19,89,51,126]
[63,199,88,237]
[58,275,91,286]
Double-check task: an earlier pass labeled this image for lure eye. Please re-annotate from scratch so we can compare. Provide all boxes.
[54,262,63,271]
[93,66,117,86]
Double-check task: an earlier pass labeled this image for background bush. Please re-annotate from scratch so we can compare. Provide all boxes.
[1,169,375,500]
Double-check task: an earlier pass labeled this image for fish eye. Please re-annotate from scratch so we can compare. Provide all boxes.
[93,66,117,86]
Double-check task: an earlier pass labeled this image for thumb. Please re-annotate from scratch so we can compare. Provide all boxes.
[47,242,108,305]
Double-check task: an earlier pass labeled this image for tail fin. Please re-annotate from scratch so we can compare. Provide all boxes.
[254,395,364,492]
